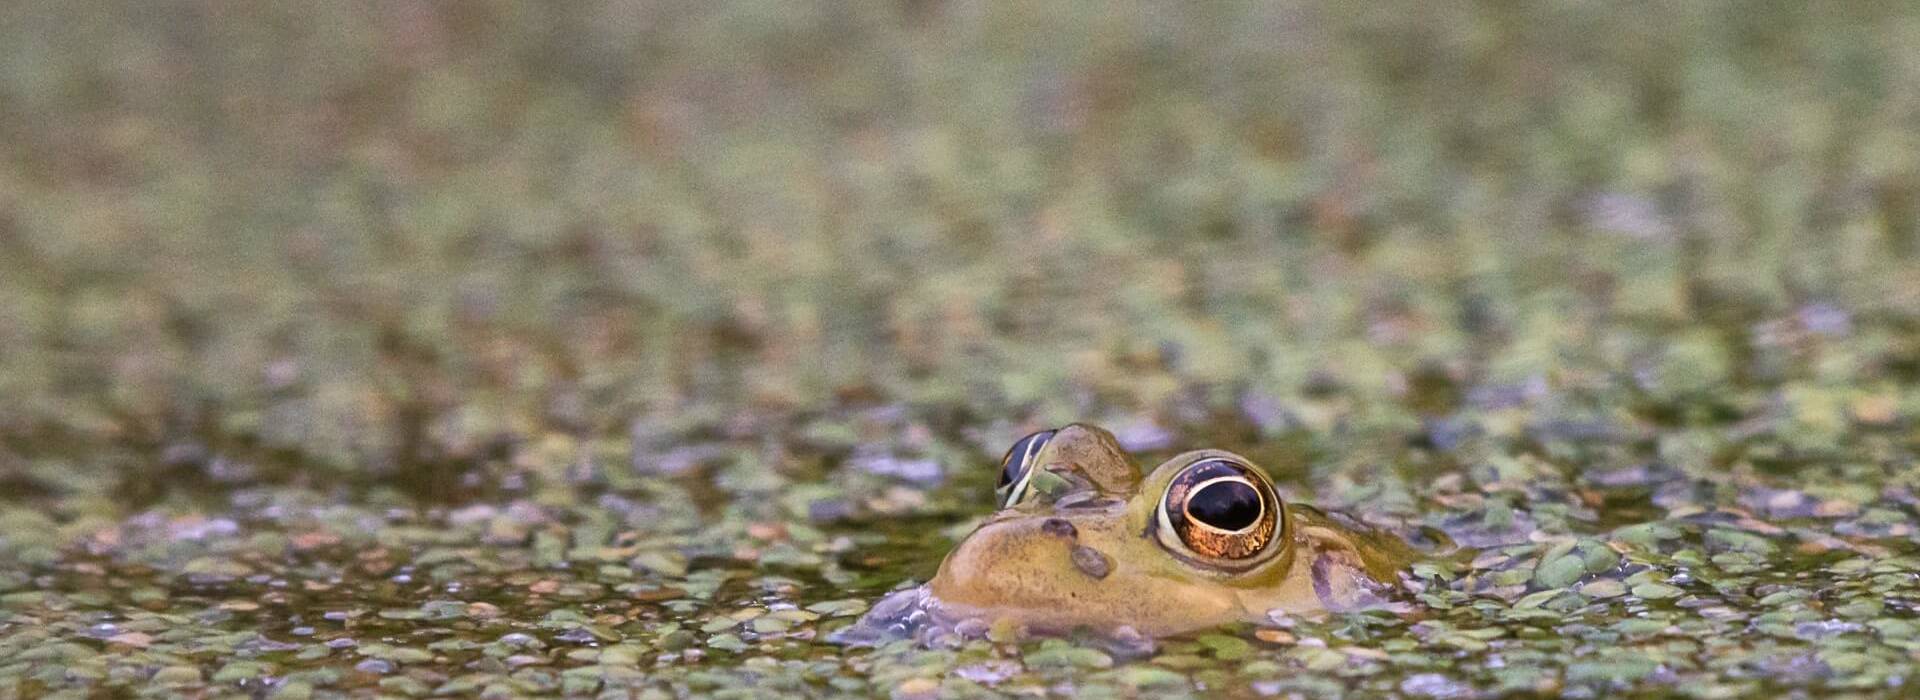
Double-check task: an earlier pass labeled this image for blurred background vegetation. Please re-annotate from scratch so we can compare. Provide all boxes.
[3,1,1920,502]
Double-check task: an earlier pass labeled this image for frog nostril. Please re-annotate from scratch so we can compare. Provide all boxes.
[1040,518,1077,539]
[1071,545,1111,579]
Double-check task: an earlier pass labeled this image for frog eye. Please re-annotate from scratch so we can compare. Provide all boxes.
[1155,458,1283,562]
[996,429,1056,508]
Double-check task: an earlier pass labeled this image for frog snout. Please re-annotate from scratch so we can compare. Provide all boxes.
[929,517,1113,608]
[926,514,1249,635]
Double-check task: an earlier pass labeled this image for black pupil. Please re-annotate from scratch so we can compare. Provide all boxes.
[998,430,1055,487]
[1188,481,1261,531]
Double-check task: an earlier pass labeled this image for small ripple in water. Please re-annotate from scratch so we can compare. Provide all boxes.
[828,585,1157,658]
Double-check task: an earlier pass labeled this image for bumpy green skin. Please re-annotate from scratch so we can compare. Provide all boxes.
[930,425,1419,636]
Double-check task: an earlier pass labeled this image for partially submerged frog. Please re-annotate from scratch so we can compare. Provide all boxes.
[843,424,1421,642]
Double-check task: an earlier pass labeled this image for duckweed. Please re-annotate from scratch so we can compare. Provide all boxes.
[8,1,1920,698]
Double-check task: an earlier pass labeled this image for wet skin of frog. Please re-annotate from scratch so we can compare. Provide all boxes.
[925,424,1419,637]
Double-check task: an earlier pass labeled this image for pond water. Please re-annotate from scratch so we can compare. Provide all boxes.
[6,396,1920,699]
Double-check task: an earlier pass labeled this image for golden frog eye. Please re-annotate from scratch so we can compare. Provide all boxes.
[995,429,1055,508]
[1156,458,1282,561]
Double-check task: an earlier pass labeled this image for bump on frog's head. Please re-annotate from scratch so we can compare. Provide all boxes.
[992,427,1292,577]
[995,424,1140,508]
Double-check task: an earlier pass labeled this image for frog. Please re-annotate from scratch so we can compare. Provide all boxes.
[921,423,1421,637]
